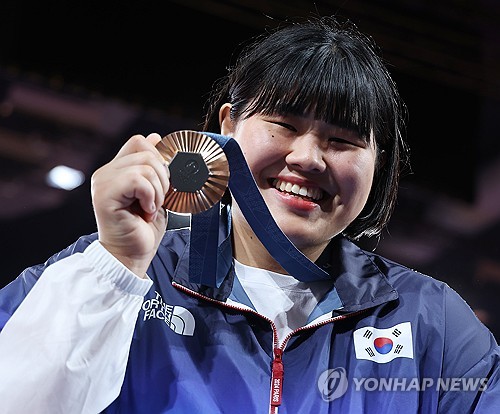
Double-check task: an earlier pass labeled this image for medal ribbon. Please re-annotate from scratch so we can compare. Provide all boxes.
[188,132,338,289]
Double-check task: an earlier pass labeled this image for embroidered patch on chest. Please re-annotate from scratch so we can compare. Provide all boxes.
[353,322,413,363]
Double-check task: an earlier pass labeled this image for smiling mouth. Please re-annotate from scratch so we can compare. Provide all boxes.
[272,178,324,201]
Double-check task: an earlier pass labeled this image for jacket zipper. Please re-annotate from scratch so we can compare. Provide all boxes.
[270,347,284,413]
[172,281,366,414]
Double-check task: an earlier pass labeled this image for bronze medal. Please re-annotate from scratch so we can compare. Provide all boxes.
[156,130,230,214]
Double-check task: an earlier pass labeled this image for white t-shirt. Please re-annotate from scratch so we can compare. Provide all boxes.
[234,259,333,344]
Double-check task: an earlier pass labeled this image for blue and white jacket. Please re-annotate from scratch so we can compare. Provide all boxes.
[0,224,499,413]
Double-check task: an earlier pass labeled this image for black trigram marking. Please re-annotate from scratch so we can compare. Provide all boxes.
[394,344,403,354]
[363,330,373,339]
[365,347,375,357]
[392,328,402,337]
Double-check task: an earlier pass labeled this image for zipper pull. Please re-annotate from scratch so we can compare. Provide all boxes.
[270,348,284,408]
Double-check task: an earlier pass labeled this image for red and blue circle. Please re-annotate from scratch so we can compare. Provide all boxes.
[374,337,393,354]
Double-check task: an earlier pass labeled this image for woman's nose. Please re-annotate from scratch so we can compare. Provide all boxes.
[285,135,327,173]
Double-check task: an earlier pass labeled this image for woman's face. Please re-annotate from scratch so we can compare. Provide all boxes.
[220,105,377,252]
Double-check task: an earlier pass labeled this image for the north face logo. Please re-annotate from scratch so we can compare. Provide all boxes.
[142,290,195,336]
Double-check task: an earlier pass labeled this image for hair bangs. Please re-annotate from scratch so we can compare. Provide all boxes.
[240,46,375,141]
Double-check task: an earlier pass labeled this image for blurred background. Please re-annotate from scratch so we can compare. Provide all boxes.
[1,0,499,338]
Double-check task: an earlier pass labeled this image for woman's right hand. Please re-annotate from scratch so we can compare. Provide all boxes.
[90,133,170,277]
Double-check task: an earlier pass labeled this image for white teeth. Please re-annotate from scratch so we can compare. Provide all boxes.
[272,179,323,201]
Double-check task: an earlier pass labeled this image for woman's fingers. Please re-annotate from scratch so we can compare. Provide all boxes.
[118,164,167,217]
[111,154,168,207]
[106,134,170,214]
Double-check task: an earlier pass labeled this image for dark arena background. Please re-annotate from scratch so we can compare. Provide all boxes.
[1,0,500,339]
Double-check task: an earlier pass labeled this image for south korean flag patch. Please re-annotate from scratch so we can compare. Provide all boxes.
[353,322,414,363]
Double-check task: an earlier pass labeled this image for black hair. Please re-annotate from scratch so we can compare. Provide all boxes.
[203,15,409,240]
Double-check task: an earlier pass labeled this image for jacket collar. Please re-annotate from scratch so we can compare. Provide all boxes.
[171,207,398,312]
[322,237,399,314]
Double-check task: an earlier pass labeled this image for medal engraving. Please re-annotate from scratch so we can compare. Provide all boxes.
[156,130,230,214]
[169,152,209,192]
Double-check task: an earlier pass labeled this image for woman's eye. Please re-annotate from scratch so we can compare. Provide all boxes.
[272,121,297,132]
[329,137,353,145]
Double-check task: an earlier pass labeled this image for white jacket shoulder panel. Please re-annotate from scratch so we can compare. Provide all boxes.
[0,240,152,414]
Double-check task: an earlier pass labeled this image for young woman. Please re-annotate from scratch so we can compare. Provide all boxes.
[0,16,498,414]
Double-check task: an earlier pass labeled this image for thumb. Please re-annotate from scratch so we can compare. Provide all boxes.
[145,132,162,146]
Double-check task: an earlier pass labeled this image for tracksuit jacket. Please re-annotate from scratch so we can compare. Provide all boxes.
[0,219,499,413]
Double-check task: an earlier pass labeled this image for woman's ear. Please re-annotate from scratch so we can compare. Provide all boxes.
[219,103,234,136]
[377,149,387,170]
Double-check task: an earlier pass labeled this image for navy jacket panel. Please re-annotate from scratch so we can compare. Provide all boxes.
[115,229,500,413]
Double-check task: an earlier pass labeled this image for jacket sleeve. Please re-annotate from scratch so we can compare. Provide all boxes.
[0,233,98,325]
[0,240,152,414]
[438,284,500,413]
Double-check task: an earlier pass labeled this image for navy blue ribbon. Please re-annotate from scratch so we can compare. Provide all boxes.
[189,132,334,288]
